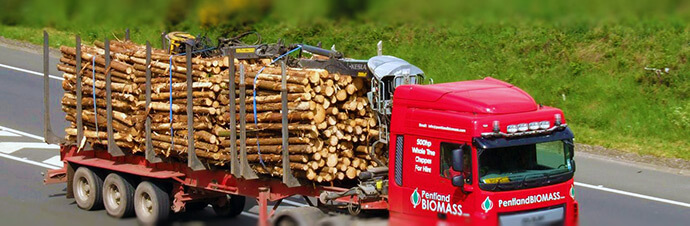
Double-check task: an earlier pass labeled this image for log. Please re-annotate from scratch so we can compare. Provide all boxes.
[148,91,216,101]
[234,77,308,93]
[147,102,217,115]
[65,128,133,142]
[57,62,129,82]
[63,73,137,93]
[147,82,214,93]
[151,121,213,131]
[346,167,357,179]
[60,46,134,74]
[242,123,317,132]
[62,93,134,112]
[244,145,315,154]
[247,154,309,163]
[223,111,314,122]
[62,79,137,102]
[225,93,311,105]
[150,133,219,152]
[63,110,134,135]
[235,101,313,112]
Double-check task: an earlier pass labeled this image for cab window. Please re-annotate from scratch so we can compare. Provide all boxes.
[440,142,472,184]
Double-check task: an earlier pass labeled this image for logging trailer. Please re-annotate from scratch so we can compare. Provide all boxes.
[42,30,579,226]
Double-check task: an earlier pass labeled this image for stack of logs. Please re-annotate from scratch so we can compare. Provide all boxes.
[57,40,386,184]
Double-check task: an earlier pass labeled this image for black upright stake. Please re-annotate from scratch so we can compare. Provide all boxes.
[229,50,239,176]
[145,41,162,163]
[75,35,83,146]
[239,64,258,179]
[186,44,205,171]
[281,60,300,187]
[125,28,130,41]
[43,31,63,144]
[105,38,125,156]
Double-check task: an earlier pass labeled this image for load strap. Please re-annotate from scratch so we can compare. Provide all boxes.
[251,46,302,169]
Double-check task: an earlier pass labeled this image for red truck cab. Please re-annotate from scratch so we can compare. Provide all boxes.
[386,77,578,226]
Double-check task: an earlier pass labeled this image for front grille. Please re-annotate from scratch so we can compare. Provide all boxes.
[394,135,403,186]
[499,205,565,226]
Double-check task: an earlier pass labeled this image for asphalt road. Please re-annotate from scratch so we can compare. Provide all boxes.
[0,43,689,226]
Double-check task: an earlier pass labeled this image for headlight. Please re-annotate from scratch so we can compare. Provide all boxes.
[529,122,539,130]
[517,123,528,132]
[539,121,550,129]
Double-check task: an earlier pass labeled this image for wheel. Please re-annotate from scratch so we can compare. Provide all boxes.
[316,215,353,226]
[134,181,170,225]
[212,194,246,217]
[73,167,104,210]
[272,206,326,226]
[275,216,298,226]
[103,173,135,218]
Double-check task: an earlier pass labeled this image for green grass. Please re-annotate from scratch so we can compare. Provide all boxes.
[1,0,689,160]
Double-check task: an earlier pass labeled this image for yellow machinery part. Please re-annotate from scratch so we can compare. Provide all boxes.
[165,31,196,54]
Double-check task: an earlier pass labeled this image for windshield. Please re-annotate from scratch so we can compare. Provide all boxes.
[478,139,574,191]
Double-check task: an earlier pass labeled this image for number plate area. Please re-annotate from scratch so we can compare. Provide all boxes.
[499,206,564,226]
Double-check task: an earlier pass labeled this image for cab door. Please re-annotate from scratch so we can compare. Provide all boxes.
[399,134,474,222]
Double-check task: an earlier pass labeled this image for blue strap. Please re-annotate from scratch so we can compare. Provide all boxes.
[91,56,99,135]
[253,66,267,168]
[251,46,302,169]
[168,56,174,149]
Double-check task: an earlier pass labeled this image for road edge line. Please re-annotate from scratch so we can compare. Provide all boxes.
[574,182,690,208]
[0,63,64,81]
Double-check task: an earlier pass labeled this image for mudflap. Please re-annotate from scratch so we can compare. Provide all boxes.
[43,168,67,185]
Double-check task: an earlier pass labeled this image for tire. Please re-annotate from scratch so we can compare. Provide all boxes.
[212,194,246,218]
[272,206,326,226]
[73,167,104,210]
[103,173,135,218]
[316,215,353,226]
[134,181,170,225]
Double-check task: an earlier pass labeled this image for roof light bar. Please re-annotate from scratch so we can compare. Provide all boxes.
[480,123,568,138]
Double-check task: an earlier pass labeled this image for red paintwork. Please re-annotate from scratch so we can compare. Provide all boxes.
[393,77,539,114]
[387,77,577,225]
[53,77,577,225]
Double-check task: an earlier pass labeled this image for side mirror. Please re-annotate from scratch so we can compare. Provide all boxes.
[569,159,576,172]
[451,148,463,172]
[452,175,464,187]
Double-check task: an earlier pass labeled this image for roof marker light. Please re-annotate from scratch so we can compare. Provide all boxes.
[517,123,528,132]
[529,122,540,130]
[555,114,562,126]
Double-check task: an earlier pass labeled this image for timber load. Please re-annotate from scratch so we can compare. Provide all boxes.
[57,40,386,184]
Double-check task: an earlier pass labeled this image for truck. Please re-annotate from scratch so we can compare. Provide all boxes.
[42,31,579,226]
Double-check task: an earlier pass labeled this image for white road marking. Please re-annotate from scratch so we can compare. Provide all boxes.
[0,125,46,140]
[42,155,63,167]
[0,152,60,169]
[0,63,64,81]
[575,182,690,208]
[0,130,21,137]
[0,124,262,219]
[0,142,59,154]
